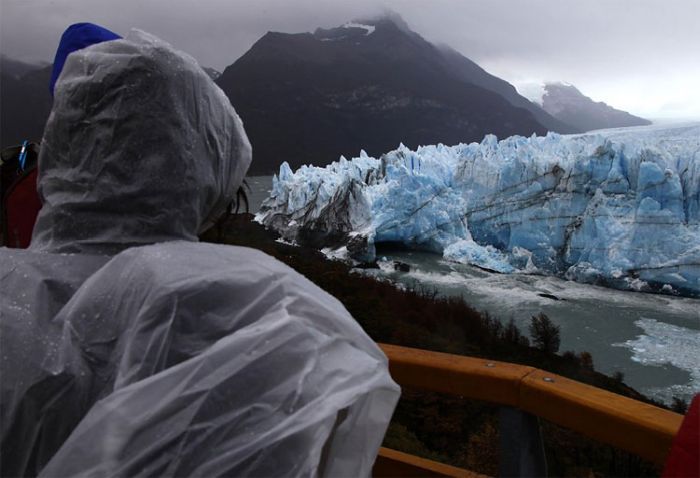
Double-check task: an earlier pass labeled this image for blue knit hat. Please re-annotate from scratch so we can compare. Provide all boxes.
[50,22,121,95]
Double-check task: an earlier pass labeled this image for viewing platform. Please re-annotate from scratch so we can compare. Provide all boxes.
[373,344,684,477]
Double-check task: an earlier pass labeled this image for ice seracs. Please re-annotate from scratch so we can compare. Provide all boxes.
[256,124,700,297]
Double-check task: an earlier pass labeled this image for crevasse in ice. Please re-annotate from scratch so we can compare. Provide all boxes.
[256,124,700,296]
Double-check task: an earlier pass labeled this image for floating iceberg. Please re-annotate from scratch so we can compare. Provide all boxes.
[256,124,700,297]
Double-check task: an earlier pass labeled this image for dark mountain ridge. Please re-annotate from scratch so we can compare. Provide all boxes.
[217,16,558,174]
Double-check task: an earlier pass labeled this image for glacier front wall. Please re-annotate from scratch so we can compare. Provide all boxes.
[257,124,700,297]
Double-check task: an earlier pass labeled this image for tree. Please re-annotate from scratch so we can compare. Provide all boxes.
[579,351,594,371]
[502,318,522,344]
[671,397,688,414]
[529,313,560,353]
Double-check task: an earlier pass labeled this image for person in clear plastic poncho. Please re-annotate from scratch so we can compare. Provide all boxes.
[0,27,400,477]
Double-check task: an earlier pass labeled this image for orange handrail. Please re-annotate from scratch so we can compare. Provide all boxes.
[375,447,487,477]
[379,343,683,466]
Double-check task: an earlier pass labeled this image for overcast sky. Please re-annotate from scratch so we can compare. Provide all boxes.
[2,0,699,119]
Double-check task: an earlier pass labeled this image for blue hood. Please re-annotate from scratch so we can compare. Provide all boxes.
[49,22,121,95]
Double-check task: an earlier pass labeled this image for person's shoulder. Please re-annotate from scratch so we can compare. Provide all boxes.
[99,241,349,320]
[0,247,109,282]
[116,241,281,268]
[109,241,305,287]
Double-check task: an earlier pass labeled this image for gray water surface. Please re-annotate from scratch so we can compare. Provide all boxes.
[367,251,699,403]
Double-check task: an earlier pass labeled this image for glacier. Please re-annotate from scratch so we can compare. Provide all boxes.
[256,123,700,297]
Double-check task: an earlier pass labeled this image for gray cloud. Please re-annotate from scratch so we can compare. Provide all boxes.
[1,0,699,118]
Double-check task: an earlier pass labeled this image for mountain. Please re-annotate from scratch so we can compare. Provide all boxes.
[0,55,48,80]
[538,82,651,132]
[202,67,221,80]
[0,61,53,148]
[436,46,579,134]
[217,15,559,174]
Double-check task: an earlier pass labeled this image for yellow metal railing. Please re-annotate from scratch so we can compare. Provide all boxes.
[375,344,683,475]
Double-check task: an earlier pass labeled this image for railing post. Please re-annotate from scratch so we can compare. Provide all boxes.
[499,407,548,477]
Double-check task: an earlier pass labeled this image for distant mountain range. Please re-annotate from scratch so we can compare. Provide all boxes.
[536,82,651,132]
[0,55,53,149]
[1,17,651,175]
[0,55,49,79]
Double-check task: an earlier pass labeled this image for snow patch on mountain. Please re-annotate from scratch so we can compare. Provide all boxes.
[343,22,376,35]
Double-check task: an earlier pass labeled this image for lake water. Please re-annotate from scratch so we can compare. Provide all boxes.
[248,175,699,404]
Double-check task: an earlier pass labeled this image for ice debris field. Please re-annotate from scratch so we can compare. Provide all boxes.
[256,123,700,297]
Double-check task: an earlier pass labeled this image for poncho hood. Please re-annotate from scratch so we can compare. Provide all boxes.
[31,30,252,254]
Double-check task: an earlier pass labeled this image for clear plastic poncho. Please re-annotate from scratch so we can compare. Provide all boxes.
[0,30,399,477]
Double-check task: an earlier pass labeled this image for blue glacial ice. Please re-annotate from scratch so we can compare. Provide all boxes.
[256,124,700,296]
